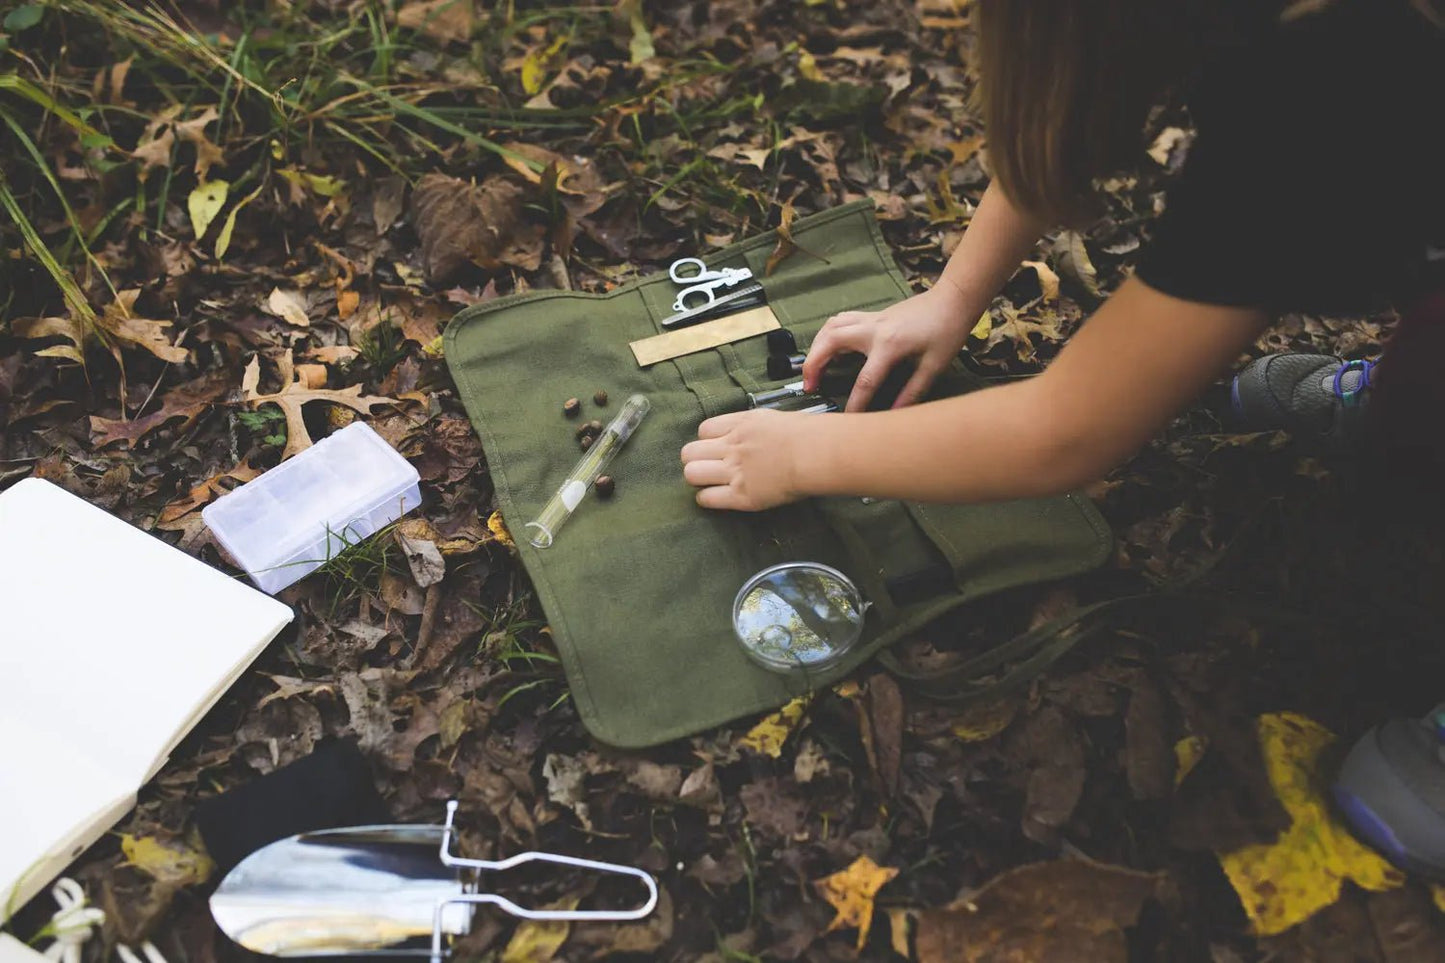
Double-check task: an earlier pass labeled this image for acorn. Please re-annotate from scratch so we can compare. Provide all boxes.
[563,397,581,418]
[595,475,615,498]
[579,434,595,451]
[585,419,604,435]
[593,389,609,407]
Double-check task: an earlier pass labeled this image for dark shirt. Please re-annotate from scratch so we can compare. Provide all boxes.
[1134,0,1444,315]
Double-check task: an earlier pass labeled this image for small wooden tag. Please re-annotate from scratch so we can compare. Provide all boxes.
[630,305,781,367]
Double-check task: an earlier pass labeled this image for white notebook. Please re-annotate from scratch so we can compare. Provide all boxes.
[0,479,294,923]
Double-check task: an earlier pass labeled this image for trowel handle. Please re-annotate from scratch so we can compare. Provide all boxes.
[429,801,660,961]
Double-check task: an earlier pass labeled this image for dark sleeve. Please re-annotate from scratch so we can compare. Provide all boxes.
[1134,3,1441,315]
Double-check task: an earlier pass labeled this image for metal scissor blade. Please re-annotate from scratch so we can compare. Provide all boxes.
[210,825,471,957]
[660,282,765,328]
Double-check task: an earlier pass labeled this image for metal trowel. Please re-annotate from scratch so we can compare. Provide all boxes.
[211,801,658,961]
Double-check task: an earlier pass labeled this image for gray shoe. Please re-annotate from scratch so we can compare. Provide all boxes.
[1230,354,1376,448]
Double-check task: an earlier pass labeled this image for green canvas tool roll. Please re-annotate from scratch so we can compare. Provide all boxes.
[444,200,1112,748]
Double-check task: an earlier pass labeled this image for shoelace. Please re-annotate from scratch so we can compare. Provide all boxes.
[1332,358,1375,408]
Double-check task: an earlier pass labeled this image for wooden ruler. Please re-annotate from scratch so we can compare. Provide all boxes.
[629,305,781,367]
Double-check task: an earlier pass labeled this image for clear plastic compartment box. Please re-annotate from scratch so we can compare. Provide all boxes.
[202,422,421,594]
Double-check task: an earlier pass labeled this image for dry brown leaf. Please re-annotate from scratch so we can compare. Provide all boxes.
[1020,260,1061,301]
[89,371,229,449]
[157,464,262,528]
[242,352,398,459]
[265,287,311,327]
[131,105,180,179]
[174,106,224,180]
[397,0,476,45]
[372,175,407,235]
[915,859,1166,963]
[411,173,545,284]
[98,290,188,363]
[765,200,798,277]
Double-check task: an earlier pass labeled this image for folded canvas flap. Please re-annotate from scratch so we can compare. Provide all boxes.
[0,478,294,921]
[444,201,1112,747]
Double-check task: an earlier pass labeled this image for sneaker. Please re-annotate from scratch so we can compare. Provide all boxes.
[1333,707,1445,879]
[1230,354,1376,448]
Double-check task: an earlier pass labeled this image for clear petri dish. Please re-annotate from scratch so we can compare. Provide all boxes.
[732,562,867,674]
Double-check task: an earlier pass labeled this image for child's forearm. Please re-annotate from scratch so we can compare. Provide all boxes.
[935,182,1051,318]
[791,380,1092,503]
[788,278,1271,504]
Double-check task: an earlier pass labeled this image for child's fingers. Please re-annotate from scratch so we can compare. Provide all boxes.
[696,412,745,439]
[695,484,740,511]
[890,360,943,410]
[682,459,731,487]
[803,322,871,391]
[845,353,895,412]
[681,437,726,463]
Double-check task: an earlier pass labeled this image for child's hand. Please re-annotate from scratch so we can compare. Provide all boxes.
[681,409,807,511]
[802,285,973,412]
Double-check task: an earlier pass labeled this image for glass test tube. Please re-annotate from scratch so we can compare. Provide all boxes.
[526,394,652,549]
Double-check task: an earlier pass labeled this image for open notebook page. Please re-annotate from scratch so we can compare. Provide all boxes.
[0,478,293,922]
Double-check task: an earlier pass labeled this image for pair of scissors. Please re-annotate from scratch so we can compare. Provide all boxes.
[669,257,755,313]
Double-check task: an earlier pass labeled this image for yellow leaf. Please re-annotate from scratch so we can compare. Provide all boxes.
[187,179,229,239]
[121,834,215,886]
[1217,712,1404,936]
[1174,735,1208,788]
[969,311,991,340]
[951,697,1018,743]
[739,696,811,758]
[521,34,567,95]
[215,182,264,260]
[626,1,654,64]
[487,510,515,549]
[277,168,346,198]
[1433,883,1445,915]
[501,897,578,963]
[267,287,310,327]
[814,855,899,951]
[798,49,824,82]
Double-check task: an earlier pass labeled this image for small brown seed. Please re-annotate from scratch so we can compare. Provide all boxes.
[574,422,592,441]
[579,434,594,451]
[585,419,604,435]
[593,390,609,407]
[595,475,615,497]
[563,397,581,418]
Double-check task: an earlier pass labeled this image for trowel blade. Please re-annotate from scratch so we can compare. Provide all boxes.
[210,825,471,957]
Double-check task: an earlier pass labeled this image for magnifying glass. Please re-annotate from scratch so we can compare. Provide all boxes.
[732,562,868,674]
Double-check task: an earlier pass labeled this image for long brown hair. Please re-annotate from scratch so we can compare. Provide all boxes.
[975,0,1442,226]
[975,0,1202,226]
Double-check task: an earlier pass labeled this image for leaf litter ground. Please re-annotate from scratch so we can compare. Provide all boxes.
[2,1,1443,960]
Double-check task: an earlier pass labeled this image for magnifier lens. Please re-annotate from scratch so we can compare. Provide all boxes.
[732,563,866,674]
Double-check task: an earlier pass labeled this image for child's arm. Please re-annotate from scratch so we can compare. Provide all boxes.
[802,182,1048,411]
[681,277,1268,509]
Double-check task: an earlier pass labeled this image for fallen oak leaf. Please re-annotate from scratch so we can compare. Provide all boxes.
[915,857,1166,963]
[813,855,899,951]
[174,105,224,181]
[89,371,229,449]
[242,352,399,459]
[98,290,188,363]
